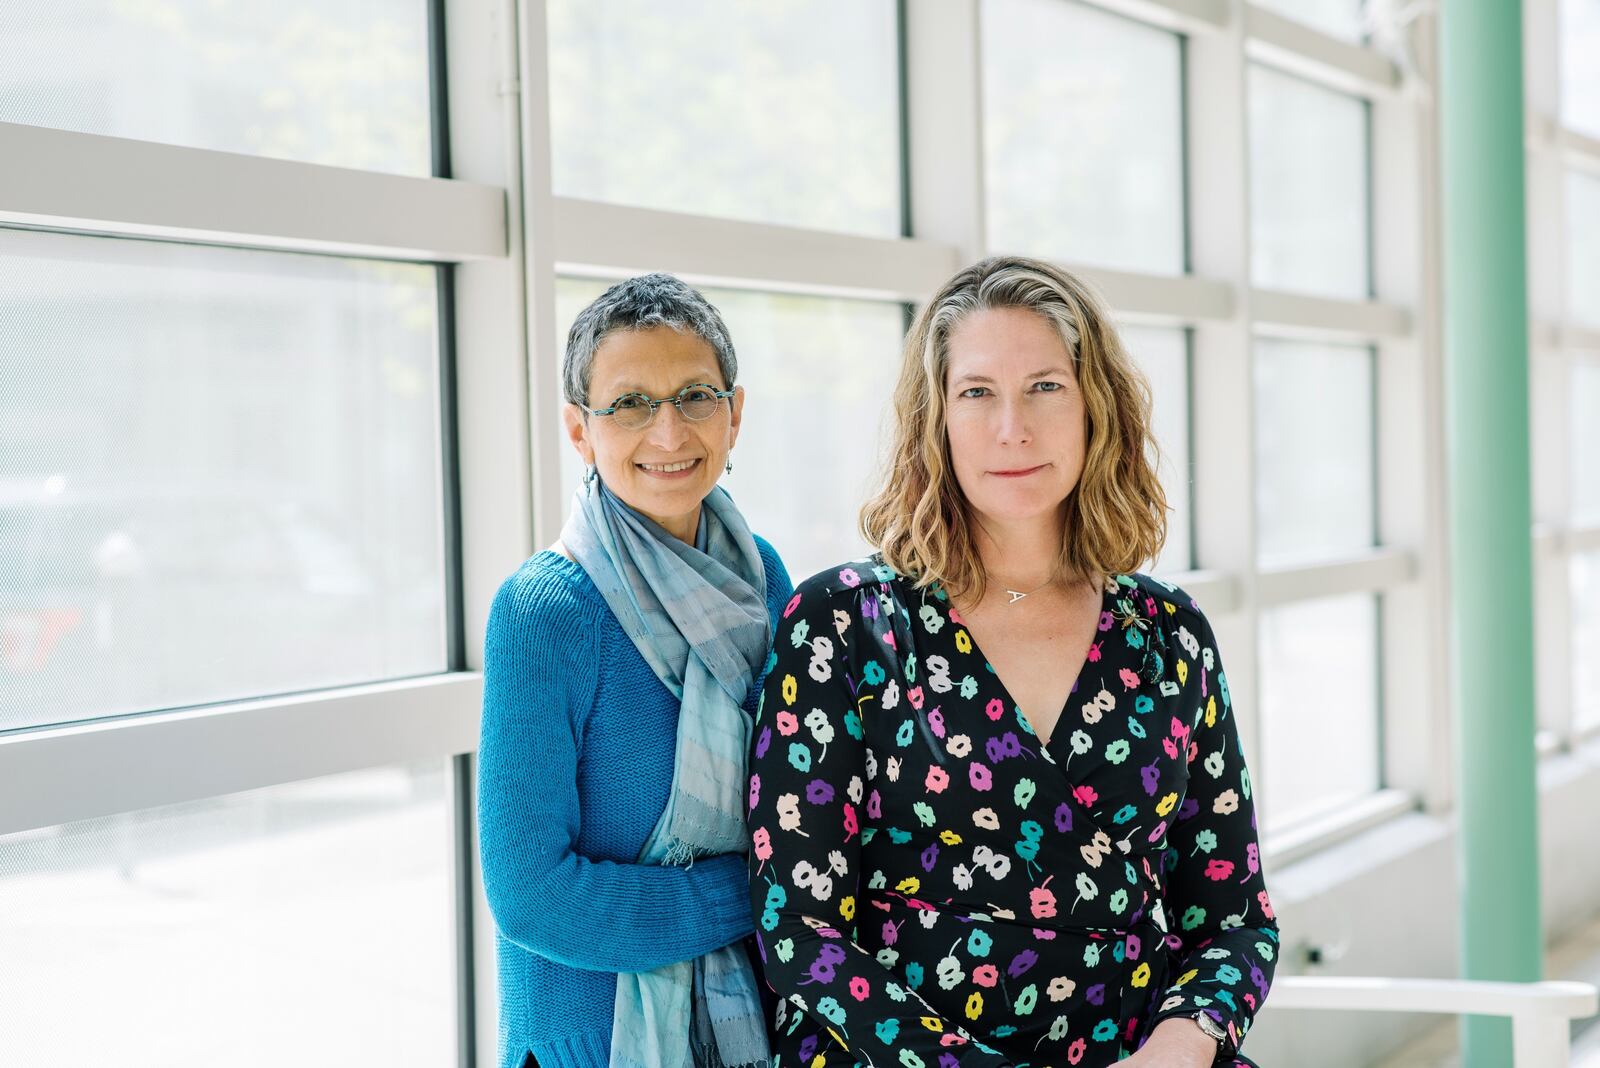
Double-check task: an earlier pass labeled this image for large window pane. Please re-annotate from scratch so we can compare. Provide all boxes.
[1249,65,1370,299]
[1575,551,1600,734]
[554,279,903,581]
[1574,356,1600,524]
[0,231,447,731]
[0,0,430,176]
[1252,0,1365,42]
[982,0,1186,274]
[1568,170,1600,329]
[1123,325,1192,573]
[0,763,451,1066]
[1259,592,1381,830]
[1561,0,1600,140]
[547,0,900,236]
[1254,338,1376,564]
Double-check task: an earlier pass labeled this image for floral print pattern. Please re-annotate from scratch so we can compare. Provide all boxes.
[746,559,1276,1067]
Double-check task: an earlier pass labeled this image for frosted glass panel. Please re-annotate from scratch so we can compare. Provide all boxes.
[0,230,447,730]
[0,0,431,175]
[555,279,904,581]
[0,763,452,1067]
[1250,65,1370,300]
[548,0,900,236]
[983,0,1186,274]
[1259,593,1381,830]
[1254,338,1376,564]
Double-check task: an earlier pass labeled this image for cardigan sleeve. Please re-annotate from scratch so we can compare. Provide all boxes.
[1146,603,1279,1058]
[477,564,754,973]
[747,574,1013,1068]
[749,533,796,712]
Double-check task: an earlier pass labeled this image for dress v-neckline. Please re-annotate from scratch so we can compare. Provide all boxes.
[942,578,1112,751]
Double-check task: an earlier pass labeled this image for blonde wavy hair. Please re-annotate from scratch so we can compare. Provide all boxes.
[859,255,1169,602]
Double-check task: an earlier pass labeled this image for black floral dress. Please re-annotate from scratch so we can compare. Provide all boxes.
[745,559,1276,1068]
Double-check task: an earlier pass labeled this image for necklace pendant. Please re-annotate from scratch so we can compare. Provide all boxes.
[1006,589,1027,605]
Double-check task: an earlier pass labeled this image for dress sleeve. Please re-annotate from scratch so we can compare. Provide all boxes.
[1147,607,1279,1058]
[478,571,754,973]
[747,579,1012,1068]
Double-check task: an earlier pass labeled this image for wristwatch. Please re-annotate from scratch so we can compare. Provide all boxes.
[1192,1011,1228,1047]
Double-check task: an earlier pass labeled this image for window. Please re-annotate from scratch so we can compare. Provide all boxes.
[1567,170,1600,329]
[1560,0,1600,140]
[1258,592,1381,829]
[10,4,1569,1065]
[554,278,904,581]
[1249,65,1371,299]
[1254,338,1376,565]
[1574,359,1600,736]
[4,2,471,1063]
[1574,356,1600,524]
[1575,552,1600,734]
[0,231,447,731]
[0,0,431,175]
[0,763,451,1066]
[1253,335,1381,832]
[982,0,1186,274]
[1552,4,1600,749]
[546,0,900,235]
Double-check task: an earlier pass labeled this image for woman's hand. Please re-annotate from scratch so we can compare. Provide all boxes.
[1114,1017,1219,1067]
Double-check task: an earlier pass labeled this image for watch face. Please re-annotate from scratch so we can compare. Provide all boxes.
[1195,1013,1227,1042]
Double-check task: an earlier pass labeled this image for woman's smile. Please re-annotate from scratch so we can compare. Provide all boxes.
[636,457,703,479]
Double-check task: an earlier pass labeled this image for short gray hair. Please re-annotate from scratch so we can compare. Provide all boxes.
[562,273,738,407]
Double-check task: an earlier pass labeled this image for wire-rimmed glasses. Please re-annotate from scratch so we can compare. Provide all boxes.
[586,383,734,431]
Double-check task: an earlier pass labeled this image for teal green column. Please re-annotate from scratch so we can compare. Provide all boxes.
[1438,2,1543,1065]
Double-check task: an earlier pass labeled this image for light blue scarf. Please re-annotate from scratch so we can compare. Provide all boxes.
[562,478,772,1068]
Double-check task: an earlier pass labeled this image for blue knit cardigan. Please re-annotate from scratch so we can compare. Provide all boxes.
[477,537,793,1068]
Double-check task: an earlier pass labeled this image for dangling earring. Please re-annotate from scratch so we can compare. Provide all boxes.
[724,457,734,474]
[583,464,598,487]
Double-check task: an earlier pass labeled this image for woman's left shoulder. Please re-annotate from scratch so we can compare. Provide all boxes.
[788,554,902,605]
[1113,571,1214,633]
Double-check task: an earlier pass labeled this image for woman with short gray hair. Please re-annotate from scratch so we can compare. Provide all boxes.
[478,273,792,1068]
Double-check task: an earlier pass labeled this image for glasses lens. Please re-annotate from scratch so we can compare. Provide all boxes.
[679,386,720,421]
[611,394,653,429]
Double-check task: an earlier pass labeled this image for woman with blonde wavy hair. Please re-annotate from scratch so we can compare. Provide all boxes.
[746,255,1275,1067]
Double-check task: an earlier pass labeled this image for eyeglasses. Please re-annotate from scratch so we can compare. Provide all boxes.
[586,383,734,431]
